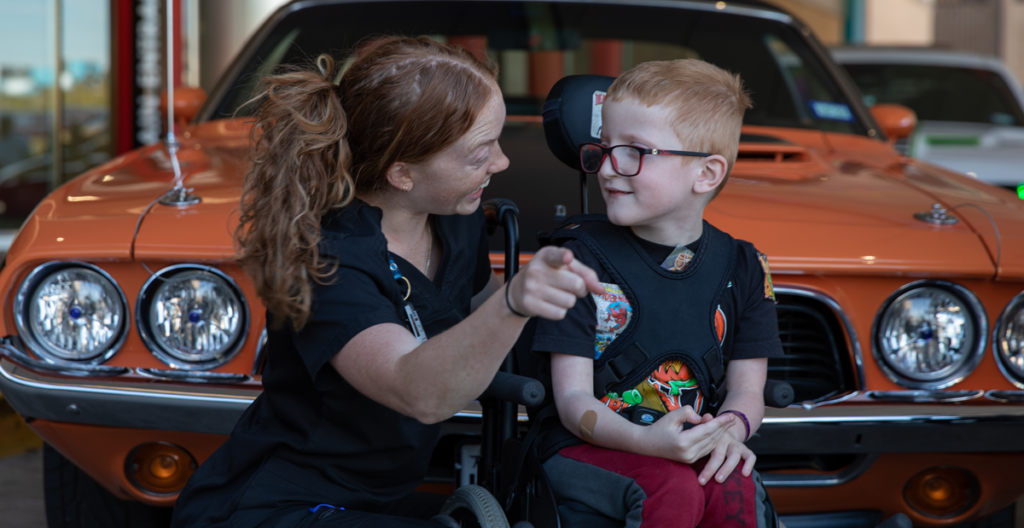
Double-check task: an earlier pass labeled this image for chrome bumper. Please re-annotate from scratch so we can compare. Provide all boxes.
[5,340,1024,451]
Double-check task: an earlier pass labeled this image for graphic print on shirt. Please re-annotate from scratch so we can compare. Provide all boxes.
[757,251,777,303]
[593,282,633,360]
[648,360,704,413]
[661,245,695,272]
[593,282,728,417]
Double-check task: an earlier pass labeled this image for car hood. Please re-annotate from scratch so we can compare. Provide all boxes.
[907,121,1024,186]
[708,127,996,278]
[9,121,1022,280]
[5,121,249,265]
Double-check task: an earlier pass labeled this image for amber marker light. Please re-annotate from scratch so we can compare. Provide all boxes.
[903,467,978,518]
[127,442,197,495]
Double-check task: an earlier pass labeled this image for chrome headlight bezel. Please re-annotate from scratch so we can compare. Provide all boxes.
[13,261,130,366]
[136,264,249,371]
[871,280,986,390]
[992,290,1024,389]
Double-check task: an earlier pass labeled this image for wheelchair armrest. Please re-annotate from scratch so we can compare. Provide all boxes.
[481,371,545,407]
[764,379,794,408]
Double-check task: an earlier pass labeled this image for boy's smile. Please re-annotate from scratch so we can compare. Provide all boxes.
[598,98,728,246]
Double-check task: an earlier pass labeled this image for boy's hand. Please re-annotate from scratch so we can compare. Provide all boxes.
[507,247,603,320]
[644,407,734,464]
[697,431,756,486]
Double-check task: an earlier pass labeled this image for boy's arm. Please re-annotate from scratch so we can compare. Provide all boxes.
[697,357,767,485]
[719,357,768,441]
[551,353,736,463]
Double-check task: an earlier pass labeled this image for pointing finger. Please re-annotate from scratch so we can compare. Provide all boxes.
[537,247,573,269]
[567,258,604,295]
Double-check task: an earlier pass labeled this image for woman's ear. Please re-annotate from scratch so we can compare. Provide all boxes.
[386,161,415,192]
[693,155,728,196]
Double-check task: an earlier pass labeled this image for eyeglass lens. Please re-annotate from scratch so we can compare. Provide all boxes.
[580,145,642,176]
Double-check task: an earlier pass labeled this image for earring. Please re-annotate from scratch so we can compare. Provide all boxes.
[404,184,411,192]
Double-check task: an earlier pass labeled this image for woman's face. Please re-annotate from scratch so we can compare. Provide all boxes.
[406,89,509,216]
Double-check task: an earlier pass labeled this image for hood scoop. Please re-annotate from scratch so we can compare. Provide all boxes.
[731,142,826,181]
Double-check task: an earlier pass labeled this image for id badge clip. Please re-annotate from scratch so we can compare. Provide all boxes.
[404,302,428,344]
[389,254,428,344]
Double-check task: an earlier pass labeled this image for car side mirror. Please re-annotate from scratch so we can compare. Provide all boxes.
[160,86,208,129]
[869,103,917,142]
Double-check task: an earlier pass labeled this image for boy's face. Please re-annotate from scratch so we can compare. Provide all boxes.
[597,98,727,239]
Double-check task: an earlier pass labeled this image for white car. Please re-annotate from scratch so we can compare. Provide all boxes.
[833,47,1024,190]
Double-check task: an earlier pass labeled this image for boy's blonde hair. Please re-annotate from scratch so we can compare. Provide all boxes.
[606,59,752,197]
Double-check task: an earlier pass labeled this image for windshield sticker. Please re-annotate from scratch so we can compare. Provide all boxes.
[809,100,854,123]
[592,91,606,138]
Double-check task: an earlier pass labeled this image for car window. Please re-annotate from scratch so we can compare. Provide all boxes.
[842,64,1024,126]
[209,1,864,136]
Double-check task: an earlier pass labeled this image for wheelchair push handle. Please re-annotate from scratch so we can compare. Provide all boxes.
[763,379,794,408]
[481,371,545,407]
[483,198,521,280]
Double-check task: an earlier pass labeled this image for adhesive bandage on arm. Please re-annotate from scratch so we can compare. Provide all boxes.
[579,410,597,442]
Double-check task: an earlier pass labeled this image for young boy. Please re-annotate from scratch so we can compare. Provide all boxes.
[531,60,783,527]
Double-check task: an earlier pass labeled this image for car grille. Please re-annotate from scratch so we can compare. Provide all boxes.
[769,293,856,403]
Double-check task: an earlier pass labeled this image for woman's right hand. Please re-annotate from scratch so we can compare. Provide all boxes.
[506,246,604,320]
[644,406,736,465]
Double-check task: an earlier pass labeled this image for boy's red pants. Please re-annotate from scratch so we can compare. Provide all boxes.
[559,443,758,527]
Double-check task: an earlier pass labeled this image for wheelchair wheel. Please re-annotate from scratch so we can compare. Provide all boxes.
[438,485,511,528]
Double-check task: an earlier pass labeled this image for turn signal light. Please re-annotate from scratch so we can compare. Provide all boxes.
[127,442,197,495]
[904,466,978,518]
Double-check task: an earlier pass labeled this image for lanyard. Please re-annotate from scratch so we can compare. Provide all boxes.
[388,255,428,344]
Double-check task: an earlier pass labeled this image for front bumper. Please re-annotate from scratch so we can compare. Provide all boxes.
[6,339,1024,450]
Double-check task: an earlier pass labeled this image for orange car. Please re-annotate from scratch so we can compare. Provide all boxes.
[3,1,1024,526]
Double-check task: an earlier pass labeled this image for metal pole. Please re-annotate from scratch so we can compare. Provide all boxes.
[50,0,63,190]
[166,0,175,139]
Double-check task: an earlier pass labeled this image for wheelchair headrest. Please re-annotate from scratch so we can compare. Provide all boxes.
[542,74,617,171]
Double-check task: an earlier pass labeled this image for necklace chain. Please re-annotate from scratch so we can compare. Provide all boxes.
[425,221,432,274]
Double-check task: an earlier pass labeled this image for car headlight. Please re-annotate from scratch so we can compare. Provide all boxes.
[873,281,986,389]
[137,265,248,370]
[994,291,1024,388]
[14,262,128,363]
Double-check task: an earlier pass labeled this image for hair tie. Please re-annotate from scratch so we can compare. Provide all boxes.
[505,281,529,318]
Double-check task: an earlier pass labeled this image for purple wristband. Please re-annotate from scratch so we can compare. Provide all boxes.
[721,410,750,442]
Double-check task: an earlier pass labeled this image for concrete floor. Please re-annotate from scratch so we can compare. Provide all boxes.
[0,449,46,528]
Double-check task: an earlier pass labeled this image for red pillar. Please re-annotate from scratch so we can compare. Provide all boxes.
[529,51,564,98]
[447,35,488,63]
[590,40,623,77]
[112,0,135,155]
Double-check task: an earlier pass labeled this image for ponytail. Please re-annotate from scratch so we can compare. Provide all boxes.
[238,38,498,330]
[236,54,352,330]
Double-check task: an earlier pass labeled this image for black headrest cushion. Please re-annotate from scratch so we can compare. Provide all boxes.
[542,74,617,171]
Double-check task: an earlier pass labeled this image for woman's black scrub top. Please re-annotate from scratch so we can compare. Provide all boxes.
[170,200,493,527]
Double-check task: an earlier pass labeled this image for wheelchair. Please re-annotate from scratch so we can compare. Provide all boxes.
[436,74,912,528]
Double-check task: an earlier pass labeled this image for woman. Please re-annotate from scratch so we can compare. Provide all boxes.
[170,37,601,527]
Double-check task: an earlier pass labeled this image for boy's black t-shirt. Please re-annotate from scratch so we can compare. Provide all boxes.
[171,200,493,527]
[532,227,784,415]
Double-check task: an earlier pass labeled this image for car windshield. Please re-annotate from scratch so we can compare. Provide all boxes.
[207,1,864,251]
[842,63,1024,126]
[209,1,864,135]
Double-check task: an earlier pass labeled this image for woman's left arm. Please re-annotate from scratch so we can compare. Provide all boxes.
[471,272,502,312]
